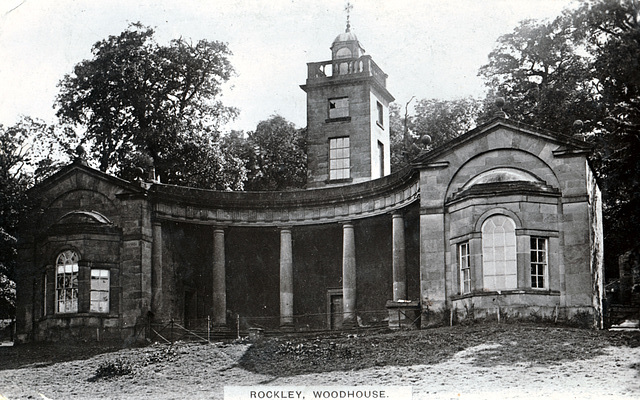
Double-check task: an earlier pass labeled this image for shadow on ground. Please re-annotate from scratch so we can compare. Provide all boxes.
[0,341,125,371]
[238,323,640,377]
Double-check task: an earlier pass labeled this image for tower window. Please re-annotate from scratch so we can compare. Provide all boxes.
[329,97,349,119]
[329,137,350,180]
[336,47,352,59]
[56,250,79,313]
[378,140,384,178]
[376,101,384,127]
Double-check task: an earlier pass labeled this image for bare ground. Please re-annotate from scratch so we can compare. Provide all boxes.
[1,323,639,399]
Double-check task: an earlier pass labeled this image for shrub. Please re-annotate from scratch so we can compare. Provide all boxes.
[89,357,135,381]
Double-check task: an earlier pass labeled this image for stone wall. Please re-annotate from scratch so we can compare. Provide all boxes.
[15,165,150,342]
[416,121,600,327]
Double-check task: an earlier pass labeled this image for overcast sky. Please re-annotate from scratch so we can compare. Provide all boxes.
[0,0,576,132]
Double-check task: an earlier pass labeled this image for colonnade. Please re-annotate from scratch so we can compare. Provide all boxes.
[150,212,409,329]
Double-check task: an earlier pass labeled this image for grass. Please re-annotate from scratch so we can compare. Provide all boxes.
[238,323,640,376]
[1,322,638,378]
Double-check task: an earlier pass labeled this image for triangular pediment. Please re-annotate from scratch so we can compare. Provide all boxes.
[412,117,591,167]
[31,160,145,204]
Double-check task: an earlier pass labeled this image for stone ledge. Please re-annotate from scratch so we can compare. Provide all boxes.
[451,289,561,301]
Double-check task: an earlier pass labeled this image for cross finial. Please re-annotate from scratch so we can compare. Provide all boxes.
[345,1,353,32]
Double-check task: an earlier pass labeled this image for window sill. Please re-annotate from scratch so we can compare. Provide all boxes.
[43,312,115,319]
[325,116,351,123]
[451,288,560,300]
[326,178,353,184]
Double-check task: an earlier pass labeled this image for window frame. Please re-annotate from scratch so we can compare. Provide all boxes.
[481,215,518,290]
[530,237,548,289]
[328,97,349,119]
[376,101,384,127]
[459,241,471,294]
[377,140,384,178]
[90,269,110,313]
[55,250,79,314]
[329,136,351,181]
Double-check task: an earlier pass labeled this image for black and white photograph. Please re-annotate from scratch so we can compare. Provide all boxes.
[1,0,639,399]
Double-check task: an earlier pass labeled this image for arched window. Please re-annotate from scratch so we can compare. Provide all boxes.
[336,47,352,59]
[56,250,79,313]
[482,215,517,290]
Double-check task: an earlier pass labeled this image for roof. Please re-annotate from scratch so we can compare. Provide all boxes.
[412,117,592,167]
[333,30,358,44]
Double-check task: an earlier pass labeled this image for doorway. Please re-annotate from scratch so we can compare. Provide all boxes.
[184,290,197,328]
[327,289,344,330]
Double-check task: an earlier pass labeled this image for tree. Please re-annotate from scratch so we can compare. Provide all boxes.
[390,97,484,171]
[412,97,484,146]
[479,17,596,133]
[0,118,65,319]
[163,134,247,191]
[389,103,408,172]
[570,0,640,268]
[242,115,307,191]
[479,0,640,277]
[55,23,241,189]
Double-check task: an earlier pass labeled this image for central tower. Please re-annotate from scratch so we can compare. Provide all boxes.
[301,22,395,188]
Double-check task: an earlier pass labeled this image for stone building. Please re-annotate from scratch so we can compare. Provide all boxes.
[14,27,604,342]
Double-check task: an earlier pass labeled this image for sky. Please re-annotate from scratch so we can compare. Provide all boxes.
[0,0,577,132]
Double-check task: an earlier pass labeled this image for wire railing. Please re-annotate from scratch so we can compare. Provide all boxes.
[147,308,421,344]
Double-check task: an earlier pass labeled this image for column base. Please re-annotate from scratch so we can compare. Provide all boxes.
[342,315,357,330]
[279,323,295,332]
[386,300,421,330]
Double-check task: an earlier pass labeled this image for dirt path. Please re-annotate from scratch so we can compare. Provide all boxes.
[1,340,638,399]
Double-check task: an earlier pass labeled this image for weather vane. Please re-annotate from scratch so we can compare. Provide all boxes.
[345,1,353,32]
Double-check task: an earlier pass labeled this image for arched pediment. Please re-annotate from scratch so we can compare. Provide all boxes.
[57,210,112,225]
[462,168,541,189]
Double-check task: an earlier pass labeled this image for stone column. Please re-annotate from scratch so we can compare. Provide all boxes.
[151,221,163,319]
[280,227,294,329]
[342,222,357,328]
[212,227,227,328]
[392,212,407,301]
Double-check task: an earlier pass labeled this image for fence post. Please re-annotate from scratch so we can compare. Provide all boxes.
[236,314,240,339]
[207,315,211,343]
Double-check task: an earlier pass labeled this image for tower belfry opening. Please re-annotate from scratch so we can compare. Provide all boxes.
[301,5,394,188]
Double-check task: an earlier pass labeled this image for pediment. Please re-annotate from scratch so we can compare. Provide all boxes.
[413,117,591,168]
[32,160,145,204]
[56,210,112,225]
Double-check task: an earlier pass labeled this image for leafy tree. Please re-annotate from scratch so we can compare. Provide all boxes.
[479,17,596,133]
[165,134,247,191]
[0,118,66,319]
[241,115,307,191]
[390,98,484,171]
[389,103,408,172]
[55,23,242,189]
[479,0,640,277]
[570,0,640,269]
[412,97,484,146]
